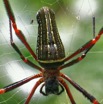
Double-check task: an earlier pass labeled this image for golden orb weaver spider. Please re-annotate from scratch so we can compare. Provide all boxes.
[0,0,103,104]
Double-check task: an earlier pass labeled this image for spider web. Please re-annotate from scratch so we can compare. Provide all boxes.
[0,0,103,104]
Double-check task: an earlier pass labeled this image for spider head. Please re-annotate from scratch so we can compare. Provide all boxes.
[40,77,64,95]
[45,77,59,95]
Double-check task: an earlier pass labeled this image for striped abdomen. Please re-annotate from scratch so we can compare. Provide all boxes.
[36,7,65,64]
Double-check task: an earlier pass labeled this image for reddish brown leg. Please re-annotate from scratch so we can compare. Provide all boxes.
[25,78,44,104]
[3,0,37,60]
[0,73,42,94]
[59,28,103,70]
[9,19,43,72]
[58,52,86,70]
[58,78,76,104]
[60,73,100,104]
[58,44,93,70]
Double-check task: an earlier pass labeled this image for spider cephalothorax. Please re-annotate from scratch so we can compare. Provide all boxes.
[40,69,64,95]
[40,76,64,95]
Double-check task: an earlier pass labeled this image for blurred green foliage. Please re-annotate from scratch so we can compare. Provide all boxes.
[0,0,103,104]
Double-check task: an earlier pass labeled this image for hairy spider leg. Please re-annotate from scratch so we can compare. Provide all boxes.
[58,27,103,70]
[60,73,100,104]
[58,78,76,104]
[9,19,43,72]
[3,0,37,60]
[25,78,44,104]
[0,73,42,94]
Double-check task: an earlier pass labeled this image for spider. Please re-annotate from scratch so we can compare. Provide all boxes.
[0,0,103,104]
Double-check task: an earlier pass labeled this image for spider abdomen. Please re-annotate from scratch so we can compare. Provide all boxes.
[36,7,65,64]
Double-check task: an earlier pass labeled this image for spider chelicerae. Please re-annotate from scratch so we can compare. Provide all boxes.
[0,0,103,104]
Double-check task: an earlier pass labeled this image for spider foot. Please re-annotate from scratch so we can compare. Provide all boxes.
[0,89,5,94]
[93,100,100,104]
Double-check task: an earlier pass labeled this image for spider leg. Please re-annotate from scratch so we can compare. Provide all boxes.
[40,83,48,96]
[62,27,103,67]
[58,77,76,104]
[25,78,44,104]
[60,73,100,104]
[57,83,64,95]
[58,44,93,70]
[58,28,103,70]
[3,0,37,60]
[0,73,42,94]
[9,20,43,72]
